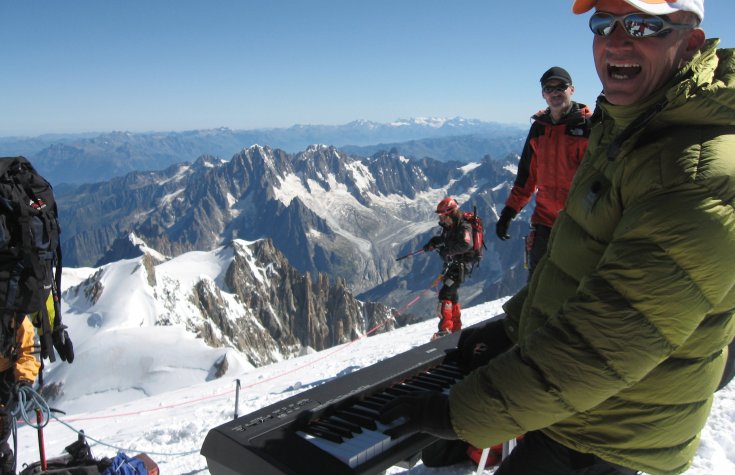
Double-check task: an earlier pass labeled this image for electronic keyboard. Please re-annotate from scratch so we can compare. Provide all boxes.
[201,328,468,475]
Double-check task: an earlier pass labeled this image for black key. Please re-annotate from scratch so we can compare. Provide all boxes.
[422,371,456,386]
[385,386,414,397]
[370,392,397,404]
[302,425,343,444]
[415,373,451,389]
[405,379,444,392]
[326,416,363,434]
[396,383,423,393]
[433,367,463,379]
[442,363,464,375]
[358,400,384,412]
[311,420,354,439]
[368,393,394,403]
[335,408,377,430]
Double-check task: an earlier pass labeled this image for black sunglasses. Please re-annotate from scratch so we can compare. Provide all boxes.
[589,12,696,38]
[542,84,569,94]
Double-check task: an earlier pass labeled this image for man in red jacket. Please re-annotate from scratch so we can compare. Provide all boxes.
[496,66,592,278]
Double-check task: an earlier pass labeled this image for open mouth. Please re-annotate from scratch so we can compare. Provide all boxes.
[608,63,641,80]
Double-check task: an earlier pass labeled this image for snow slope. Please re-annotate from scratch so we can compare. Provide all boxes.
[14,299,735,474]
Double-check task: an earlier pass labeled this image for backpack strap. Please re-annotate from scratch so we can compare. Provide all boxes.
[0,312,21,362]
[39,305,55,363]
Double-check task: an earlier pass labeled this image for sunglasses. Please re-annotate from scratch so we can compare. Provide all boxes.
[542,84,569,94]
[589,12,696,38]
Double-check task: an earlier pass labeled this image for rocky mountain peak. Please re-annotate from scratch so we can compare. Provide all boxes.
[63,237,394,369]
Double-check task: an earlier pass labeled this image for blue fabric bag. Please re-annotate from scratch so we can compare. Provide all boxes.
[102,453,146,475]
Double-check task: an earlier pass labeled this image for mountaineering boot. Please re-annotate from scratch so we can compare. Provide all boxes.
[452,302,462,332]
[432,300,455,340]
[431,330,451,341]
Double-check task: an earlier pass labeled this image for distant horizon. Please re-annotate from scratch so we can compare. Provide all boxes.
[0,115,528,140]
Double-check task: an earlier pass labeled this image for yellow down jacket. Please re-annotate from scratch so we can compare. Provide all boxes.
[449,39,735,475]
[0,316,41,383]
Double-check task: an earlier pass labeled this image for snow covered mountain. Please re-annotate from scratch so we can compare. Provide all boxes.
[41,238,394,414]
[56,146,531,321]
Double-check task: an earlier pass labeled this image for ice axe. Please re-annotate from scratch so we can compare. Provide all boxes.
[395,249,425,261]
[35,408,47,471]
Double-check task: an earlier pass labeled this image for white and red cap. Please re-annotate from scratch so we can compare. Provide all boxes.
[572,0,704,21]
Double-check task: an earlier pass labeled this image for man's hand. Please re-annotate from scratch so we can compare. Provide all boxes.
[12,380,32,395]
[423,236,443,252]
[378,391,458,440]
[456,317,514,371]
[52,326,75,363]
[9,380,34,415]
[495,206,517,240]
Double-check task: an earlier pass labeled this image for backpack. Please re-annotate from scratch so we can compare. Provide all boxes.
[0,156,72,365]
[18,433,156,475]
[462,207,485,262]
[20,432,101,475]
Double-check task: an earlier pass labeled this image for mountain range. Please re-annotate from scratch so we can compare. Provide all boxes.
[55,143,531,322]
[0,118,526,185]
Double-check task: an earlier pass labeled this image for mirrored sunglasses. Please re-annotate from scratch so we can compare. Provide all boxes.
[542,84,569,94]
[589,12,696,38]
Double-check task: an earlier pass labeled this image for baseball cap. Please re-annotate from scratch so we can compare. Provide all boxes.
[540,66,573,85]
[572,1,704,21]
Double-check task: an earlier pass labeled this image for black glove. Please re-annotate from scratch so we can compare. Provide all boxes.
[0,440,13,475]
[495,206,517,240]
[52,326,75,363]
[378,391,458,440]
[423,236,443,252]
[457,317,514,372]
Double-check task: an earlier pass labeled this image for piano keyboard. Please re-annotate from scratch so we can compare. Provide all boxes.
[201,326,472,475]
[295,361,464,468]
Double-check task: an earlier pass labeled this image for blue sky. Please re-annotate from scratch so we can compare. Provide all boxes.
[1,0,733,137]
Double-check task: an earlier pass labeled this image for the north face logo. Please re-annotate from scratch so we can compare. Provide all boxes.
[569,127,586,137]
[30,198,47,210]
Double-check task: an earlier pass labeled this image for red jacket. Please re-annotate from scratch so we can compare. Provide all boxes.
[505,101,592,228]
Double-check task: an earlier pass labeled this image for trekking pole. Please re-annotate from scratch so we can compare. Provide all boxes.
[395,249,425,261]
[476,447,491,474]
[234,379,241,420]
[502,438,517,460]
[35,408,47,471]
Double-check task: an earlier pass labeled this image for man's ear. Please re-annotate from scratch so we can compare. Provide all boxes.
[685,28,706,58]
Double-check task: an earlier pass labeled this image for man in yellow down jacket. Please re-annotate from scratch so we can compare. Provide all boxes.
[380,1,735,474]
